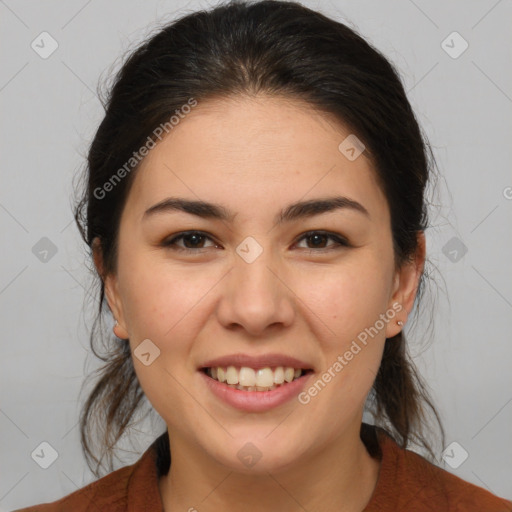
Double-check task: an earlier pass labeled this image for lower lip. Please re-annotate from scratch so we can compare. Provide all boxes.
[199,370,312,412]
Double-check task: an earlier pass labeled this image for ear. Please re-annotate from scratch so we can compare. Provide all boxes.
[385,231,426,338]
[92,237,129,339]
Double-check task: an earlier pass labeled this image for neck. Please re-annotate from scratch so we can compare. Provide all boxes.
[159,421,381,512]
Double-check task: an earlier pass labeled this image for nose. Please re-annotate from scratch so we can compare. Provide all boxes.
[216,246,295,336]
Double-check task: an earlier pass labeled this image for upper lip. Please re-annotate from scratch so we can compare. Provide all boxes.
[199,353,314,371]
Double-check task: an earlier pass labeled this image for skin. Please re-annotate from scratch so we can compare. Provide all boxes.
[94,94,425,512]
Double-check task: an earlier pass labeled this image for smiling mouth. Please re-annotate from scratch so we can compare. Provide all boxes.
[200,366,314,392]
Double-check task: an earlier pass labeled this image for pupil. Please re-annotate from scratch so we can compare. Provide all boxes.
[185,234,202,248]
[310,234,325,247]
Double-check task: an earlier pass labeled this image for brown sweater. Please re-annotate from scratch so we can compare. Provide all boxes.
[14,425,512,511]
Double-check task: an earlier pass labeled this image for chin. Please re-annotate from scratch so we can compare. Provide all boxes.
[205,433,307,475]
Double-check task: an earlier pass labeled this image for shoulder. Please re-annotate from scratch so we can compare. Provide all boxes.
[368,427,512,512]
[398,443,512,511]
[12,436,165,512]
[12,463,134,512]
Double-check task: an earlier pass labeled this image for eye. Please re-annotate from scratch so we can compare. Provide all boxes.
[162,231,218,252]
[294,231,349,252]
[162,230,349,254]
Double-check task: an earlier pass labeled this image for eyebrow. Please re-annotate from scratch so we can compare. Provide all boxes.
[143,195,370,224]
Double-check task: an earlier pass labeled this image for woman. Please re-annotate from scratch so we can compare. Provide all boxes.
[16,0,512,510]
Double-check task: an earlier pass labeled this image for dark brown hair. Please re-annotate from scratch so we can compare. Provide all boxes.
[73,0,444,477]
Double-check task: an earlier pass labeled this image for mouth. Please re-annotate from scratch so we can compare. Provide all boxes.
[200,366,314,392]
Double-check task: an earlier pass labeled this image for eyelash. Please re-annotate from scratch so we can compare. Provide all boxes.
[161,230,350,254]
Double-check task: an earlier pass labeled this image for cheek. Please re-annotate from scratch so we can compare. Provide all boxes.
[300,258,392,342]
[119,254,214,339]
[118,262,212,418]
[294,257,390,400]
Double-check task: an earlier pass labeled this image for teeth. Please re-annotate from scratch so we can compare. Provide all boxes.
[226,366,238,385]
[273,366,284,384]
[206,365,307,391]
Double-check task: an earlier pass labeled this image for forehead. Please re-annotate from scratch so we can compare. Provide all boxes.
[122,95,389,227]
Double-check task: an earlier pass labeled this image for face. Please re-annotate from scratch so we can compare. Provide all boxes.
[99,95,423,474]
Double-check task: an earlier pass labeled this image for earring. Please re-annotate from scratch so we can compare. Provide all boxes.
[397,320,404,327]
[113,318,122,338]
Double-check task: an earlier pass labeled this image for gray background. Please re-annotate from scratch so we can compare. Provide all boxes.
[1,0,511,509]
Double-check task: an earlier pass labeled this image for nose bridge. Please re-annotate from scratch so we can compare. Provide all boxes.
[219,235,294,333]
[234,236,281,305]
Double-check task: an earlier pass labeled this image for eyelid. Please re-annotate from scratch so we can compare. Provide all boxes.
[162,231,219,252]
[162,230,349,253]
[294,230,349,250]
